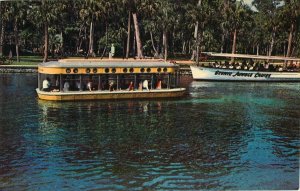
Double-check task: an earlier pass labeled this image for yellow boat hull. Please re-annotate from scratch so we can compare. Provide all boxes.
[36,88,186,101]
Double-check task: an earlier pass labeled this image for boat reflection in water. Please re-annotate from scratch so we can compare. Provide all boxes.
[36,98,256,189]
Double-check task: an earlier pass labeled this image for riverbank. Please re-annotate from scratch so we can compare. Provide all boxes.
[0,65,38,73]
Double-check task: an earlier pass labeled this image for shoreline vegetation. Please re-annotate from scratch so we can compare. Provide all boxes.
[0,1,299,66]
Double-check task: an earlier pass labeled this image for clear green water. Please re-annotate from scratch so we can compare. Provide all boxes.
[0,74,299,190]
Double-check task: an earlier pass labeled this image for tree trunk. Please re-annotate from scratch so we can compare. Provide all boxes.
[126,11,131,59]
[0,15,4,56]
[286,22,294,57]
[132,12,143,59]
[76,26,83,54]
[268,28,276,56]
[220,33,225,53]
[163,30,168,60]
[191,0,202,60]
[88,20,95,57]
[60,31,64,57]
[231,28,237,63]
[150,31,158,57]
[14,18,20,62]
[43,22,49,62]
[101,23,108,59]
[182,41,186,54]
[191,21,199,60]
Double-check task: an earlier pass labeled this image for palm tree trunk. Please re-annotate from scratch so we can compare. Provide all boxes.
[88,20,95,57]
[0,2,3,57]
[231,28,237,63]
[43,22,49,62]
[150,31,158,57]
[126,11,131,59]
[163,30,167,60]
[191,0,202,60]
[0,15,4,56]
[191,21,199,60]
[132,12,143,59]
[286,22,294,57]
[14,18,19,62]
[268,28,276,56]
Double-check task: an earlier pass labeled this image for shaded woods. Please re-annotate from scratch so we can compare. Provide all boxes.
[0,0,299,62]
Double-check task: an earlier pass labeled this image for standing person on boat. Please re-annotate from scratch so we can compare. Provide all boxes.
[42,77,51,92]
[143,79,149,91]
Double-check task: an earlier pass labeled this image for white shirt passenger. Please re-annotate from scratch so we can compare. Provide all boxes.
[63,81,70,92]
[143,80,149,90]
[43,79,50,89]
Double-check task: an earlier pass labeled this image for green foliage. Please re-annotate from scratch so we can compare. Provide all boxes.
[0,0,298,59]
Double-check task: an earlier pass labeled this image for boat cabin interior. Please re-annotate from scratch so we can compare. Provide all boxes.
[38,59,181,93]
[198,52,300,72]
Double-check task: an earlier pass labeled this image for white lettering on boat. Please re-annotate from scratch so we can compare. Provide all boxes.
[214,70,272,78]
[215,70,233,76]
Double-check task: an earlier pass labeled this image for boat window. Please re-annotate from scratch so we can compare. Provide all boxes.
[163,67,168,72]
[86,68,91,73]
[105,68,110,73]
[123,68,128,73]
[73,68,78,73]
[157,68,161,72]
[112,68,116,73]
[66,68,71,73]
[129,68,134,73]
[146,68,151,73]
[140,68,145,73]
[93,68,98,73]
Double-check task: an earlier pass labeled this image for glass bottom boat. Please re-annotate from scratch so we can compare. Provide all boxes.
[36,59,186,101]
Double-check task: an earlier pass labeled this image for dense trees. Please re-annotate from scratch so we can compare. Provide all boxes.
[0,0,299,61]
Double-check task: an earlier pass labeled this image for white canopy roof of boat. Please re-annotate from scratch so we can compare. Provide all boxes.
[202,52,300,61]
[39,59,177,68]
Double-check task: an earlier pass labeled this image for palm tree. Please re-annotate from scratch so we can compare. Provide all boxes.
[282,0,300,57]
[252,0,282,56]
[0,2,8,57]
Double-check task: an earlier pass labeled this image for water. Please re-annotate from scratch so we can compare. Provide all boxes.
[0,73,299,190]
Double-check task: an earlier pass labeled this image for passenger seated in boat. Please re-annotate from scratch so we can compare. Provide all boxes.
[109,80,114,91]
[248,64,254,70]
[87,81,92,91]
[42,77,51,92]
[287,63,297,71]
[127,81,134,91]
[221,63,227,68]
[235,62,241,70]
[224,61,229,68]
[269,64,275,71]
[259,63,265,71]
[143,80,149,91]
[138,81,143,90]
[63,80,70,92]
[156,80,162,89]
[264,61,269,70]
[75,81,81,91]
